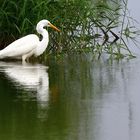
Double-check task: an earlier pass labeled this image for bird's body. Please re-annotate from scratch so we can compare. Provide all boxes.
[0,34,39,60]
[0,19,60,62]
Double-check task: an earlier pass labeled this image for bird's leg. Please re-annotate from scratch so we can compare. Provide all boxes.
[22,55,27,64]
[26,57,30,63]
[22,51,34,63]
[25,51,34,63]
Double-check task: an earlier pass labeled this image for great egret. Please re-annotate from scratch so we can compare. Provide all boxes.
[0,19,60,62]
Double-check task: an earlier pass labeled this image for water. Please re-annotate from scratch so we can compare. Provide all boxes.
[0,54,140,140]
[0,0,140,140]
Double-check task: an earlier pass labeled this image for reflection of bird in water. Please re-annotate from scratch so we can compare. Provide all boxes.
[0,19,60,62]
[0,62,49,103]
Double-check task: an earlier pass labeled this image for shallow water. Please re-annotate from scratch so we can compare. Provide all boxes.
[0,0,140,140]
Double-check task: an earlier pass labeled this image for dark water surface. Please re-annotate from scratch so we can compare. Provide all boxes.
[0,0,140,140]
[0,54,140,140]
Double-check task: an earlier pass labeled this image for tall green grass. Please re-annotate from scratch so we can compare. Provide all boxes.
[0,0,50,46]
[0,0,139,59]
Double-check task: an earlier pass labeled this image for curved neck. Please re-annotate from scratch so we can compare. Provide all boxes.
[35,28,49,56]
[40,29,49,46]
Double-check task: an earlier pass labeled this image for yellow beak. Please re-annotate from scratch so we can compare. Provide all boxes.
[49,23,60,32]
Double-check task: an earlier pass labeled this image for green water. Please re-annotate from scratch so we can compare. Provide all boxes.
[0,54,140,140]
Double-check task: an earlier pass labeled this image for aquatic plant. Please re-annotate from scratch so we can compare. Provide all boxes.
[0,0,139,59]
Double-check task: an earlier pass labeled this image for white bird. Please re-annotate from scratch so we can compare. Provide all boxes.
[0,19,60,62]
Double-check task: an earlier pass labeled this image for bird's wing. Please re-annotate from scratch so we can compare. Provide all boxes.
[0,34,39,58]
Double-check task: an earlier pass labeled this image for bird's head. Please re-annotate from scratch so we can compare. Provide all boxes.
[36,19,60,34]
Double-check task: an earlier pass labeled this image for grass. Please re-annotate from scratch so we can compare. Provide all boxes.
[0,0,139,59]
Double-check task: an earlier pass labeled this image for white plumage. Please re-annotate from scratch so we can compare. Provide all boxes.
[0,19,60,62]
